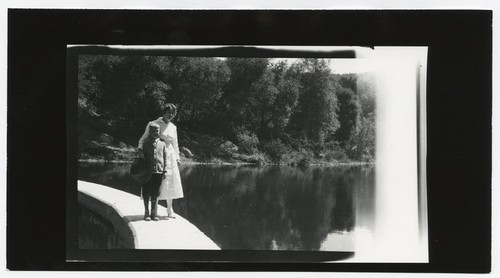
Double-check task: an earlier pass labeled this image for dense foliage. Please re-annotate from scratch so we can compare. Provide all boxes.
[78,55,376,163]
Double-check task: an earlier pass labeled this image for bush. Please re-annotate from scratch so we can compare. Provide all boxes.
[279,148,314,166]
[324,149,349,162]
[235,128,260,154]
[219,140,239,157]
[237,151,270,165]
[262,139,288,162]
[323,142,349,162]
[297,157,310,168]
[295,148,313,166]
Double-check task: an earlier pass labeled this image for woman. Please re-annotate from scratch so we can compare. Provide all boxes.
[138,103,183,218]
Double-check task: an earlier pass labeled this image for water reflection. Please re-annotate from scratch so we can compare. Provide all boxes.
[78,163,375,251]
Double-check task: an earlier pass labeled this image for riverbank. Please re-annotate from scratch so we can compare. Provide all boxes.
[78,157,375,167]
[78,127,374,167]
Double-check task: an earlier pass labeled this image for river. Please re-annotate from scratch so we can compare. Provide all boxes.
[78,162,375,251]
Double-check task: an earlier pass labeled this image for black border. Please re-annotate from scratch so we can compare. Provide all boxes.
[7,9,492,272]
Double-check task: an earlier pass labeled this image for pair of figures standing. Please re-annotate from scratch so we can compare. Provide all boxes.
[137,104,184,221]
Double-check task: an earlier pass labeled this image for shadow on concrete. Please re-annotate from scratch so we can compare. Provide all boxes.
[123,215,171,222]
[123,215,146,222]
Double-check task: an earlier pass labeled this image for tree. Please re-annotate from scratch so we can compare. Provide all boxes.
[288,59,340,147]
[78,55,171,142]
[247,67,279,135]
[221,58,270,129]
[339,74,357,92]
[264,61,302,140]
[346,112,376,161]
[221,58,303,142]
[335,87,361,148]
[78,55,101,116]
[357,73,376,118]
[160,57,230,123]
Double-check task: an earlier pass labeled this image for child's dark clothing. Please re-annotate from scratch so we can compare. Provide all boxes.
[141,137,168,220]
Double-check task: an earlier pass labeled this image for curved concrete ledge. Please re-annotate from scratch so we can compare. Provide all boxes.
[78,189,137,248]
[78,180,220,250]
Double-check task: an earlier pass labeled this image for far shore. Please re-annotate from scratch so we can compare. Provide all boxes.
[78,158,375,167]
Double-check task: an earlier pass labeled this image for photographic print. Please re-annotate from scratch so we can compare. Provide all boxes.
[68,46,427,262]
[7,8,492,272]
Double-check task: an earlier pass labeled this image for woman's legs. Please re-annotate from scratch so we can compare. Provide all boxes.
[166,199,176,218]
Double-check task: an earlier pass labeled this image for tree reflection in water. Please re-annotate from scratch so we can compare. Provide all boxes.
[78,163,375,251]
[175,165,375,251]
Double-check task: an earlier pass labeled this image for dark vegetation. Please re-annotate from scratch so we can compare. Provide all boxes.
[78,56,376,165]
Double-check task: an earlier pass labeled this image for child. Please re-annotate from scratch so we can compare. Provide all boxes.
[138,122,168,221]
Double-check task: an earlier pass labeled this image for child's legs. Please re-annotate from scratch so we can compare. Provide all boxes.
[142,181,153,213]
[150,174,162,217]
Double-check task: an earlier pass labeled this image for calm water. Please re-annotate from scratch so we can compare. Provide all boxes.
[78,163,375,251]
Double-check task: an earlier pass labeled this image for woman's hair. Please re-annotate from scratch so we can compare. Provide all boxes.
[163,103,177,118]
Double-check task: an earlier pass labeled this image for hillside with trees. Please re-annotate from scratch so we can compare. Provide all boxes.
[77,56,376,165]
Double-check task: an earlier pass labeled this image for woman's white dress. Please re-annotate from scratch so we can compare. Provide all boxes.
[138,117,184,200]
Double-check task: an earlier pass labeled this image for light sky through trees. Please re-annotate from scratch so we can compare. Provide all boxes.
[217,57,377,75]
[269,58,376,74]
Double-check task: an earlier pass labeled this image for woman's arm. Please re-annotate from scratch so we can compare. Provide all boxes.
[163,143,168,174]
[173,125,181,162]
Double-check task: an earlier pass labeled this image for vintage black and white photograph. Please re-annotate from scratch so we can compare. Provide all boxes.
[67,45,428,262]
[6,8,493,273]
